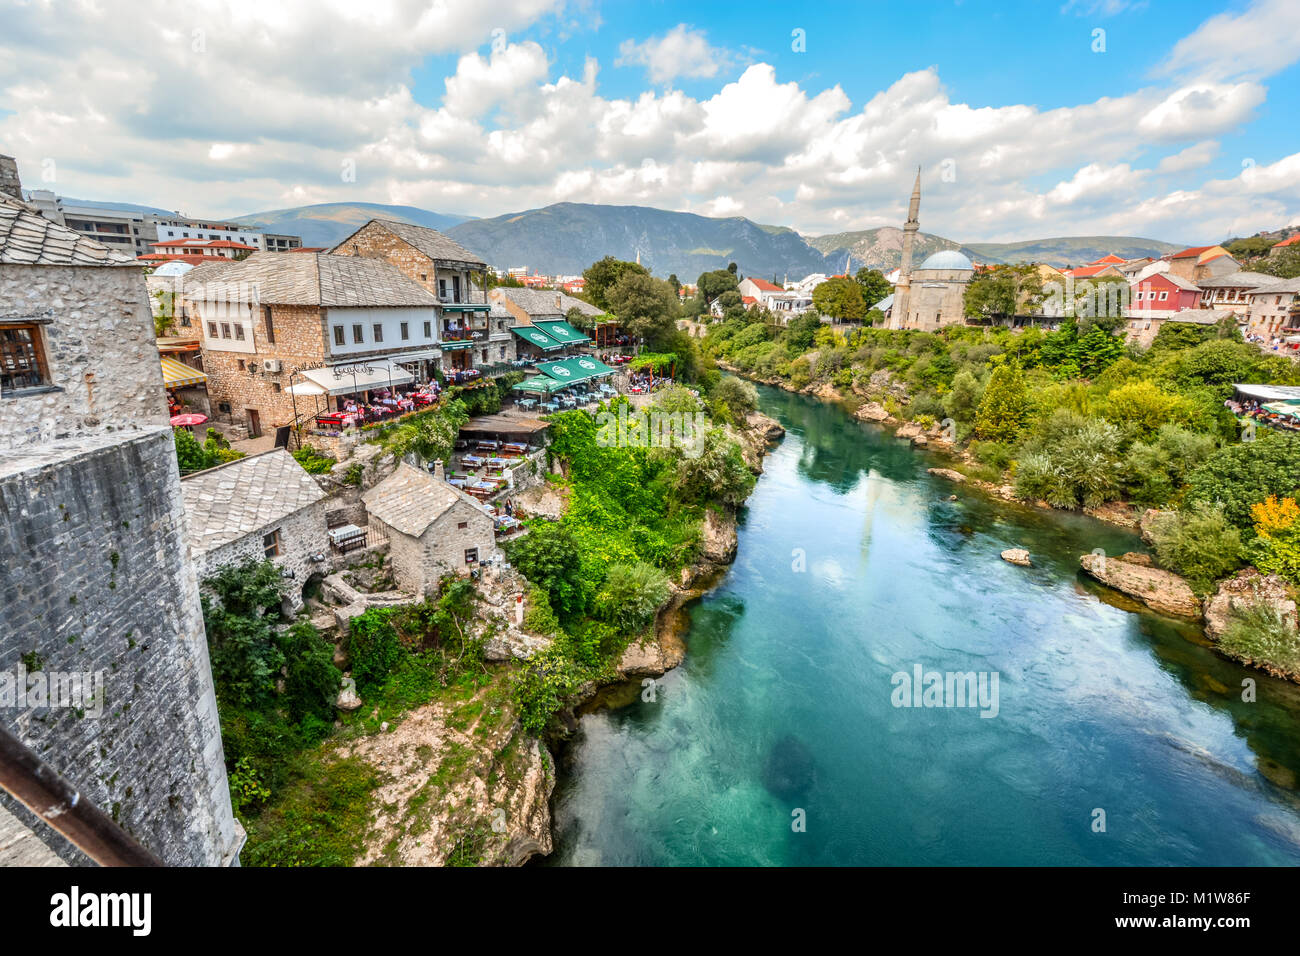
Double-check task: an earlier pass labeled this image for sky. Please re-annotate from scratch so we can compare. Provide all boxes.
[1,0,1298,245]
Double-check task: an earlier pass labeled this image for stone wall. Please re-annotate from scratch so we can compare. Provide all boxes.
[378,499,497,597]
[197,303,328,433]
[0,428,240,865]
[0,263,169,449]
[191,497,331,614]
[0,155,21,201]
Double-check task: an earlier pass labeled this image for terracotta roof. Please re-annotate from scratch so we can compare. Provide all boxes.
[0,194,137,266]
[183,252,440,307]
[747,277,783,292]
[181,449,326,554]
[331,218,485,266]
[1273,235,1300,248]
[362,462,484,538]
[1091,254,1126,264]
[1171,245,1218,259]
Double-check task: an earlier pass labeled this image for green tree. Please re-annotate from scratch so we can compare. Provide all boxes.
[974,360,1029,442]
[1147,506,1245,594]
[1184,433,1300,530]
[583,256,649,311]
[382,400,468,468]
[607,272,680,349]
[812,276,867,321]
[696,268,740,306]
[504,523,588,621]
[963,264,1044,320]
[854,268,892,307]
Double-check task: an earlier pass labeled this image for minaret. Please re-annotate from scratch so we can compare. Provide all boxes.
[892,167,921,329]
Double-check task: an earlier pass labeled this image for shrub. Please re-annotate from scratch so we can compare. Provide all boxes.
[1147,506,1245,593]
[595,562,672,632]
[1250,495,1300,585]
[504,522,588,621]
[1217,603,1300,678]
[1184,433,1300,531]
[292,445,337,474]
[974,361,1029,443]
[1013,413,1122,509]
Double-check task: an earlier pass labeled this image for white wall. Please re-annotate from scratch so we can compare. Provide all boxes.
[194,298,257,354]
[326,306,441,357]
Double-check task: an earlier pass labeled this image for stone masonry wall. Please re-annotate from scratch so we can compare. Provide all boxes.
[0,428,240,865]
[197,303,328,431]
[191,498,331,613]
[0,263,170,449]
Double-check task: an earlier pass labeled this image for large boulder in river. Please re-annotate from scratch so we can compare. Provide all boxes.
[855,401,892,423]
[1079,551,1201,619]
[700,508,738,564]
[1001,548,1031,567]
[928,467,966,484]
[1203,569,1297,640]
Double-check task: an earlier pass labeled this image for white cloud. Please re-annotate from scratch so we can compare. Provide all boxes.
[616,24,731,85]
[1159,0,1300,81]
[0,0,1296,247]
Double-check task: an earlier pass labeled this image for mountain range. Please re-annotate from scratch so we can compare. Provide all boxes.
[229,199,1185,278]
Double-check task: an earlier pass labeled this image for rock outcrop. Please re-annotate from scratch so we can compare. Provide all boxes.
[855,401,894,424]
[1079,551,1201,619]
[1203,569,1298,640]
[1001,548,1031,567]
[928,467,966,483]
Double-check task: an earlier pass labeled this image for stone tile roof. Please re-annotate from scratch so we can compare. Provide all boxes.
[333,218,486,267]
[0,194,137,266]
[493,286,604,318]
[182,252,439,307]
[362,462,480,538]
[1167,308,1235,325]
[1198,271,1278,289]
[181,449,326,554]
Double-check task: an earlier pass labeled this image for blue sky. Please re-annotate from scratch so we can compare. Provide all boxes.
[1,0,1298,244]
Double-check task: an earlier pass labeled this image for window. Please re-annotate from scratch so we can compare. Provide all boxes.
[0,323,50,391]
[1158,291,1168,301]
[457,521,468,530]
[221,322,232,338]
[400,322,409,340]
[419,273,427,282]
[238,359,245,370]
[263,306,275,344]
[423,321,432,338]
[333,326,346,347]
[373,323,383,342]
[353,324,364,344]
[208,321,218,337]
[234,323,245,340]
[263,529,282,558]
[464,547,479,565]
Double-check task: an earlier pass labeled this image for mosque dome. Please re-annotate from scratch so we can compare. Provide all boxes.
[916,250,973,272]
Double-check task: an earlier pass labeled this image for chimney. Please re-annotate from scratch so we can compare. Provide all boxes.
[433,459,445,482]
[555,292,562,310]
[0,155,22,202]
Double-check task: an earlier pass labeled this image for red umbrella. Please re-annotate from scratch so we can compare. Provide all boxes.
[170,413,209,427]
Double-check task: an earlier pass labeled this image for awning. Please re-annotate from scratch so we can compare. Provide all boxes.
[440,340,475,351]
[293,360,414,396]
[536,356,616,384]
[161,356,206,388]
[534,319,590,345]
[513,375,563,394]
[1233,383,1300,402]
[511,326,564,351]
[390,348,442,364]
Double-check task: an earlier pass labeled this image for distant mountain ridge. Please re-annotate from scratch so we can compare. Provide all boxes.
[235,202,473,248]
[224,198,1184,277]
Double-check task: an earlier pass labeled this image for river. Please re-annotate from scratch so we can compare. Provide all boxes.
[547,383,1300,866]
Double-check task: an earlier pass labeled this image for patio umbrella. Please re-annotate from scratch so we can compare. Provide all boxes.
[170,413,209,427]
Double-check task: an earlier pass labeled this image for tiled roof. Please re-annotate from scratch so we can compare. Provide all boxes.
[1091,253,1126,264]
[332,218,485,266]
[1142,272,1200,291]
[0,194,137,266]
[747,277,783,291]
[493,286,603,318]
[1167,308,1235,325]
[362,462,480,538]
[1273,234,1300,248]
[1198,271,1277,289]
[181,449,326,554]
[182,252,439,307]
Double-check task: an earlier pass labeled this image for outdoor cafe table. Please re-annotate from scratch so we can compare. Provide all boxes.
[448,477,468,488]
[517,398,538,410]
[541,401,558,412]
[485,457,510,469]
[461,454,484,467]
[501,442,527,455]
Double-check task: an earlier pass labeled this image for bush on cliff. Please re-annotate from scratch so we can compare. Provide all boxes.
[1146,506,1245,594]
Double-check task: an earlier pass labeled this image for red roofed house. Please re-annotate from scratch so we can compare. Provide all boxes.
[1271,234,1300,258]
[1130,272,1201,319]
[142,238,259,263]
[1165,245,1238,282]
[1091,253,1126,265]
[1067,263,1125,280]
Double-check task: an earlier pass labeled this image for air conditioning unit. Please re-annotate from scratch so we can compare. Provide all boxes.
[262,359,282,373]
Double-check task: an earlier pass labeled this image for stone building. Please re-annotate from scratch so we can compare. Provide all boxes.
[0,166,240,866]
[888,170,975,332]
[331,219,516,372]
[489,286,601,360]
[181,449,330,613]
[1245,278,1300,338]
[361,462,497,596]
[186,251,443,435]
[1125,308,1233,349]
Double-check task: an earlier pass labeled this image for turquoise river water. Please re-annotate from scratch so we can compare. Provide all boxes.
[547,383,1300,866]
